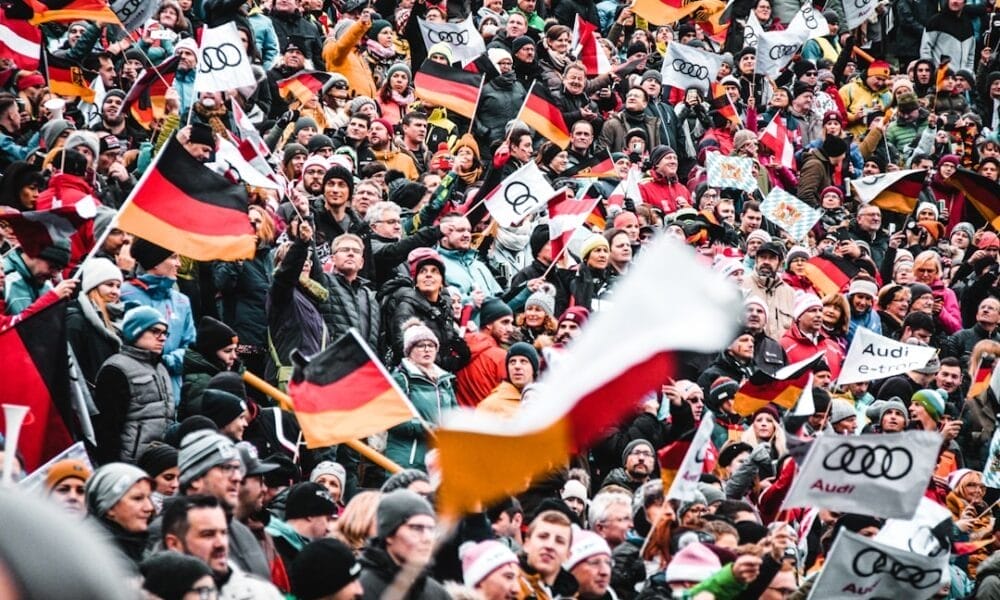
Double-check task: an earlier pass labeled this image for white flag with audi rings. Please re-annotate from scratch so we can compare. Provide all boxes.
[786,3,830,40]
[194,23,257,94]
[418,16,486,66]
[781,431,942,519]
[807,529,949,600]
[844,0,880,30]
[660,41,724,95]
[754,29,809,79]
[112,0,158,34]
[483,161,557,227]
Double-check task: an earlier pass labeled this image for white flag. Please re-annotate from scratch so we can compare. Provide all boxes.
[660,41,724,95]
[808,529,948,600]
[790,373,815,417]
[209,137,281,190]
[667,415,716,501]
[782,431,942,519]
[112,0,158,33]
[843,0,880,30]
[194,22,257,94]
[838,327,938,384]
[755,29,809,78]
[742,13,765,48]
[484,161,556,227]
[875,497,953,556]
[18,441,92,494]
[418,15,486,66]
[786,3,830,40]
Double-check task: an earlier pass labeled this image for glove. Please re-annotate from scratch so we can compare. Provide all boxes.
[750,442,772,467]
[276,108,300,129]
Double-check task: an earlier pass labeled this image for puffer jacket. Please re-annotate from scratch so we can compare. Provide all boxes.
[269,8,322,64]
[455,331,507,407]
[601,109,661,153]
[93,345,175,464]
[436,245,503,300]
[319,270,380,349]
[213,245,274,348]
[66,296,122,389]
[180,348,243,419]
[322,19,378,99]
[359,543,450,600]
[780,323,845,379]
[474,73,527,151]
[381,281,469,372]
[387,359,457,471]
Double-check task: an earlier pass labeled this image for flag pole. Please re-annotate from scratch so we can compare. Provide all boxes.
[467,73,485,135]
[117,25,174,90]
[241,370,405,474]
[349,328,432,430]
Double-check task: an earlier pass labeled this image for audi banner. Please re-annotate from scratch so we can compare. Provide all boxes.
[785,3,830,40]
[755,28,809,79]
[781,431,942,519]
[807,529,948,600]
[659,41,723,95]
[417,16,486,67]
[111,0,157,34]
[838,327,938,385]
[193,22,257,95]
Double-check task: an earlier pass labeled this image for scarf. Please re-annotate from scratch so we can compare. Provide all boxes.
[80,297,124,346]
[458,165,483,185]
[365,39,397,60]
[193,102,232,143]
[543,46,569,73]
[390,89,416,106]
[495,220,532,252]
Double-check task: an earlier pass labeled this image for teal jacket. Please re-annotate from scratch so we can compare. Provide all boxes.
[387,359,457,471]
[2,252,51,315]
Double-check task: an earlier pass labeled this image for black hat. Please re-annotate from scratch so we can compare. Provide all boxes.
[164,415,219,448]
[52,148,88,177]
[530,224,550,257]
[290,539,361,600]
[236,441,280,477]
[717,442,753,468]
[283,143,308,164]
[285,481,338,519]
[99,134,121,154]
[479,297,513,327]
[283,41,303,54]
[512,36,534,53]
[811,387,831,415]
[36,238,71,269]
[506,341,539,377]
[736,47,756,61]
[757,241,786,259]
[137,443,178,478]
[793,60,817,77]
[626,41,648,57]
[188,122,216,147]
[388,180,427,210]
[322,165,355,197]
[131,238,174,271]
[792,81,814,98]
[200,389,247,429]
[263,453,302,488]
[206,371,248,399]
[821,134,848,157]
[307,133,334,154]
[195,316,238,357]
[822,9,838,24]
[140,553,213,600]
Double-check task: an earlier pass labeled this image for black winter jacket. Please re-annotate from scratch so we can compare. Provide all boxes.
[359,543,450,600]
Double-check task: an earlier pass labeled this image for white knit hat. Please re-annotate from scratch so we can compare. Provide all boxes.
[81,257,123,295]
[792,292,822,321]
[847,278,878,298]
[564,529,612,571]
[746,229,772,244]
[561,479,589,503]
[402,318,438,356]
[461,540,518,587]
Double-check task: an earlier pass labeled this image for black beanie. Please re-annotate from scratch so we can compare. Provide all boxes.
[389,180,427,210]
[164,415,219,448]
[195,316,238,357]
[200,389,247,429]
[821,135,848,157]
[207,371,248,399]
[507,341,539,377]
[479,297,513,327]
[322,165,355,197]
[140,553,213,600]
[189,122,215,147]
[137,443,179,478]
[530,224,550,257]
[811,387,831,415]
[52,149,88,177]
[291,539,361,600]
[285,482,338,519]
[512,36,535,53]
[131,238,174,271]
[307,133,334,154]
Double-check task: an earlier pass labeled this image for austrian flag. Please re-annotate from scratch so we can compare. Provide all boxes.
[760,113,795,169]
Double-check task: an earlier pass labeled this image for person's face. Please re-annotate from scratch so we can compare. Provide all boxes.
[587,245,610,270]
[524,522,572,578]
[239,474,268,514]
[511,136,534,162]
[850,292,873,314]
[609,233,632,265]
[798,305,823,333]
[680,504,707,528]
[982,163,1000,180]
[624,89,646,112]
[935,365,962,393]
[478,563,520,600]
[744,304,766,331]
[731,334,754,359]
[624,444,654,479]
[516,42,536,63]
[524,303,547,328]
[739,53,756,73]
[886,289,910,318]
[563,68,586,95]
[938,161,957,179]
[313,474,343,504]
[181,575,217,600]
[881,409,906,432]
[402,119,427,144]
[408,337,439,368]
[332,241,364,275]
[102,95,123,122]
[894,263,914,284]
[686,390,705,420]
[93,279,122,304]
[862,160,881,175]
[122,58,143,80]
[506,14,527,37]
[106,479,154,533]
[571,124,593,152]
[215,343,238,369]
[442,218,472,250]
[221,411,249,440]
[755,252,780,278]
[550,151,568,173]
[154,466,180,496]
[370,209,403,241]
[555,319,580,344]
[507,355,534,388]
[754,0,771,19]
[324,178,351,210]
[368,122,390,147]
[717,201,735,224]
[753,413,776,439]
[302,164,326,195]
[191,460,243,509]
[134,323,169,354]
[654,152,678,178]
[641,79,662,101]
[866,73,889,91]
[346,118,369,141]
[487,315,515,345]
[572,553,613,597]
[352,184,380,216]
[741,209,762,232]
[67,24,86,45]
[549,29,571,54]
[177,47,197,70]
[178,506,229,574]
[50,477,87,517]
[962,473,985,504]
[914,262,938,284]
[386,515,436,566]
[761,570,798,600]
[413,265,443,301]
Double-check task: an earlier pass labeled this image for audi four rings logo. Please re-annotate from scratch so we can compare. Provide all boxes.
[671,59,708,79]
[427,29,470,45]
[768,44,799,60]
[855,0,871,8]
[199,43,244,73]
[822,443,913,480]
[801,7,818,27]
[503,182,537,215]
[114,0,144,21]
[851,548,942,589]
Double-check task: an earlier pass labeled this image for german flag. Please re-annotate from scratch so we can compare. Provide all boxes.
[733,352,825,416]
[44,50,94,102]
[850,170,924,214]
[935,59,951,93]
[949,168,1000,229]
[276,70,330,106]
[124,56,177,130]
[517,81,571,148]
[968,362,992,399]
[710,81,740,127]
[414,59,483,119]
[801,254,859,297]
[631,0,725,25]
[289,330,417,448]
[586,199,607,231]
[29,0,117,24]
[658,436,690,493]
[117,136,256,261]
[562,151,618,179]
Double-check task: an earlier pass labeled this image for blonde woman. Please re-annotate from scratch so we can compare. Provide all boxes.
[912,250,961,333]
[67,258,124,390]
[332,490,382,555]
[740,405,788,462]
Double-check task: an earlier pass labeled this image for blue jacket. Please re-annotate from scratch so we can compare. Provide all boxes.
[173,68,196,116]
[436,245,502,301]
[848,308,881,345]
[248,12,280,69]
[2,251,51,315]
[121,274,196,402]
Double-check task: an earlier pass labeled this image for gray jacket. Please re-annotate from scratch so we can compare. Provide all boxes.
[96,346,174,464]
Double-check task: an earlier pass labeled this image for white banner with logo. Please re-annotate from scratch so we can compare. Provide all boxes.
[112,0,158,33]
[660,41,724,95]
[484,161,556,227]
[194,22,257,94]
[755,28,809,78]
[839,327,938,384]
[875,497,954,556]
[786,3,830,40]
[782,431,942,519]
[418,15,486,66]
[844,0,880,30]
[666,414,715,501]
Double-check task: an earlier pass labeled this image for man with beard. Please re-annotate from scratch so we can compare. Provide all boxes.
[743,296,787,375]
[838,60,893,136]
[93,89,146,149]
[298,155,328,198]
[744,242,796,339]
[518,511,578,599]
[94,133,136,207]
[162,495,283,598]
[233,443,285,584]
[369,118,418,180]
[267,42,308,119]
[600,439,654,492]
[565,120,596,169]
[565,531,615,600]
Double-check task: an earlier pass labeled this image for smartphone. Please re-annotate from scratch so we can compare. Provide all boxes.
[151,29,173,40]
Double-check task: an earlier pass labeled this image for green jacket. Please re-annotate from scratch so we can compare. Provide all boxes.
[387,359,457,471]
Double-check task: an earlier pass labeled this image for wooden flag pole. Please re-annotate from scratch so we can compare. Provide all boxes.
[241,371,404,474]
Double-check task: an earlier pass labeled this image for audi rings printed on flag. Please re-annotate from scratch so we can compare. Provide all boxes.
[768,44,799,60]
[851,548,943,590]
[426,29,470,45]
[907,527,947,558]
[199,43,244,73]
[671,59,708,80]
[799,5,818,28]
[854,0,871,8]
[503,182,538,215]
[113,0,144,22]
[822,443,913,480]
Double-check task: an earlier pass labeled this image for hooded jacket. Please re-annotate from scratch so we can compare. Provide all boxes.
[920,4,976,73]
[322,19,378,98]
[359,542,450,600]
[388,359,457,470]
[796,147,837,207]
[780,322,844,379]
[455,331,507,407]
[213,245,274,348]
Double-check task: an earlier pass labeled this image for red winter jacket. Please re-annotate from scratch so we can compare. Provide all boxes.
[455,331,507,408]
[638,171,691,215]
[779,322,845,379]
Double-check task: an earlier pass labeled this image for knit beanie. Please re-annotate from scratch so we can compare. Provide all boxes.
[286,481,338,519]
[733,129,756,150]
[200,389,248,429]
[79,258,122,295]
[348,95,377,116]
[697,482,725,506]
[648,144,676,167]
[283,143,308,165]
[178,430,239,486]
[916,201,940,220]
[322,165,355,197]
[529,224,551,257]
[558,306,590,328]
[195,316,238,357]
[39,118,75,151]
[479,297,513,327]
[511,36,535,53]
[947,468,975,490]
[402,318,439,355]
[579,234,610,261]
[746,229,771,245]
[290,539,362,600]
[389,180,427,210]
[294,117,319,135]
[121,306,167,343]
[307,134,335,154]
[562,479,589,503]
[911,389,945,422]
[380,468,431,493]
[821,135,848,157]
[952,222,975,241]
[621,438,653,465]
[847,278,878,298]
[877,398,909,427]
[140,552,214,600]
[309,461,347,491]
[377,489,435,538]
[785,245,810,266]
[137,443,178,479]
[829,399,855,424]
[207,371,248,399]
[131,238,174,272]
[793,293,823,321]
[385,62,411,82]
[407,247,446,280]
[84,463,152,518]
[706,377,739,411]
[938,154,960,167]
[64,130,99,161]
[44,459,92,491]
[36,238,71,268]
[525,283,557,318]
[367,19,391,39]
[487,47,512,70]
[461,540,519,587]
[563,530,612,571]
[665,542,721,583]
[506,341,539,377]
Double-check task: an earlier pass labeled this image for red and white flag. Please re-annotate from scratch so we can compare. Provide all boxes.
[760,113,795,169]
[0,198,96,257]
[230,99,270,158]
[572,15,611,76]
[607,165,643,207]
[0,9,40,71]
[548,185,601,260]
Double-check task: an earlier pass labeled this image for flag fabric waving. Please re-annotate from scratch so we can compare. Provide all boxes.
[705,152,757,192]
[838,327,938,385]
[0,302,76,471]
[110,0,157,33]
[732,351,825,416]
[850,169,925,214]
[277,70,331,106]
[660,41,724,95]
[662,415,715,501]
[572,15,611,75]
[800,253,860,296]
[123,56,178,129]
[760,112,795,168]
[516,81,571,148]
[0,198,97,257]
[414,60,483,119]
[709,81,740,128]
[44,49,95,102]
[417,15,485,66]
[483,160,556,227]
[948,168,1000,228]
[781,431,942,519]
[785,3,830,39]
[631,0,725,26]
[116,136,256,261]
[194,22,257,94]
[755,29,808,78]
[968,359,992,398]
[29,0,118,24]
[288,329,418,448]
[548,185,601,260]
[434,238,742,515]
[562,151,618,179]
[0,8,41,71]
[759,187,820,241]
[607,164,642,207]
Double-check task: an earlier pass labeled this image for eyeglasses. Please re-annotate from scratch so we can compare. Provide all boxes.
[804,71,817,76]
[148,327,169,339]
[335,247,364,255]
[404,523,437,536]
[189,586,219,600]
[629,449,654,458]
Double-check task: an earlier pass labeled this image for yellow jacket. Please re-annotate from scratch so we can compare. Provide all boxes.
[322,19,378,99]
[476,381,523,418]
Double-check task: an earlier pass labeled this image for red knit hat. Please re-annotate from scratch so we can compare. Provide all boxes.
[558,306,590,327]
